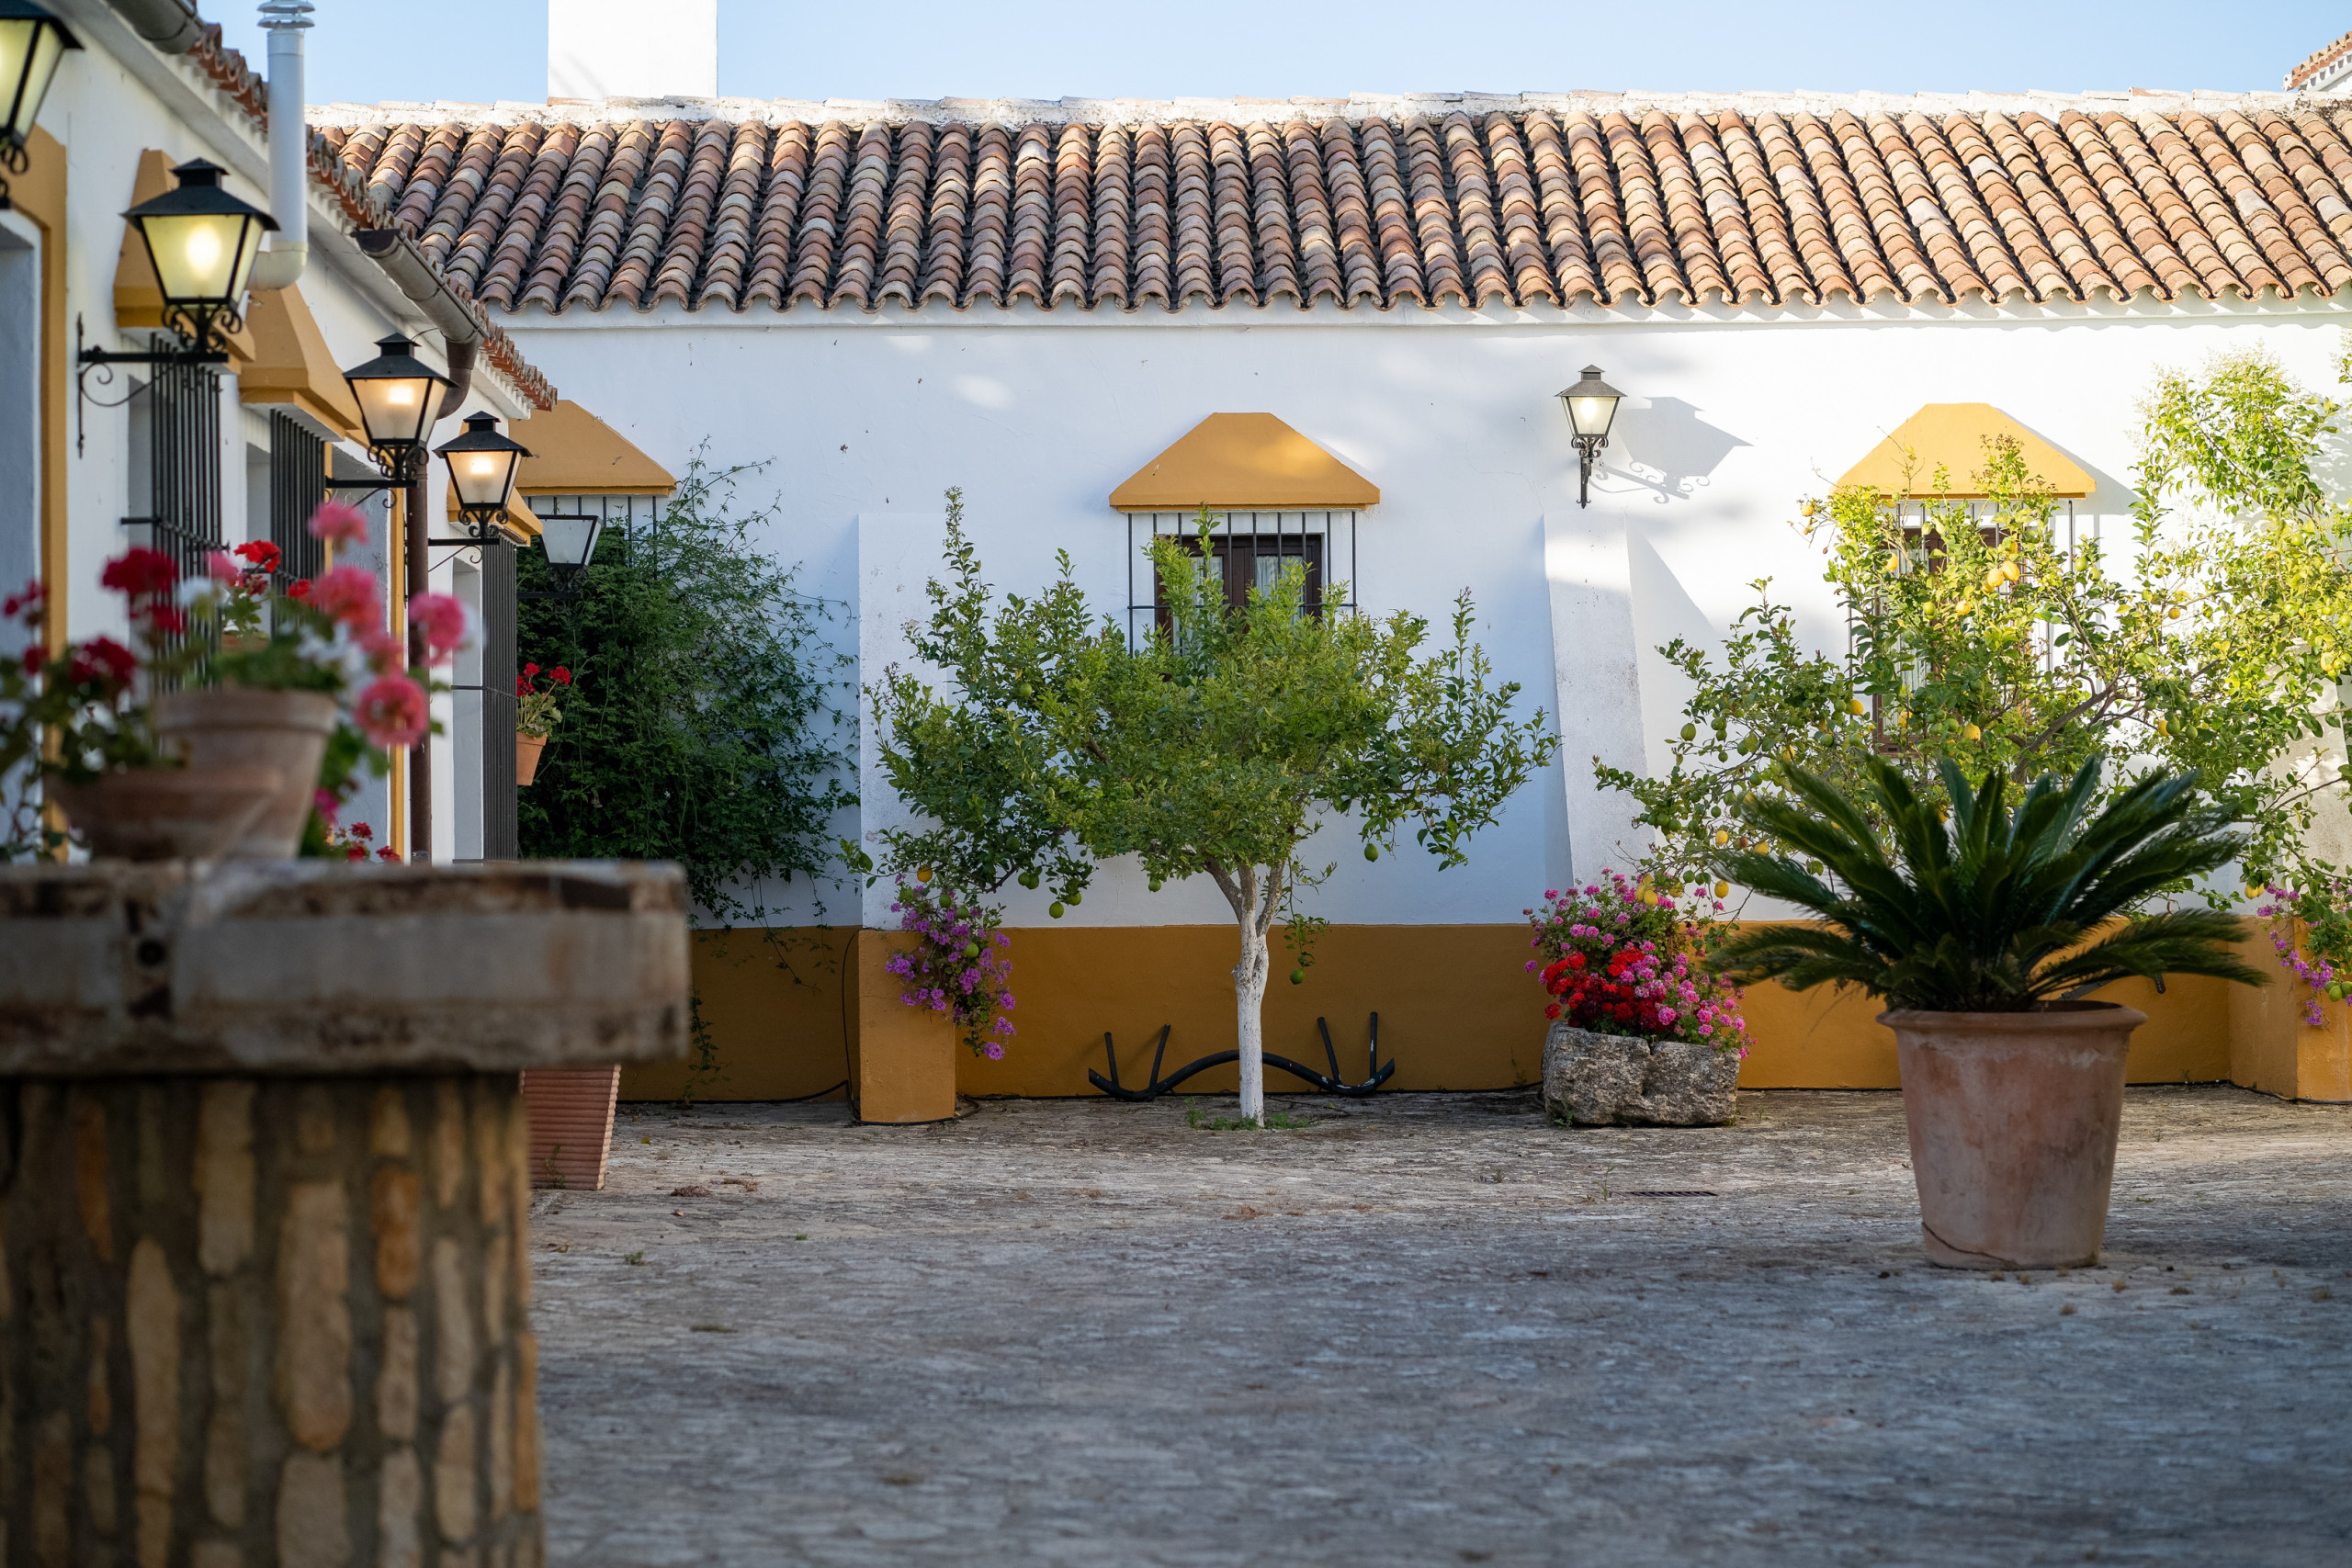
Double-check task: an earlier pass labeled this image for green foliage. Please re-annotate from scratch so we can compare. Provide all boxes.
[516,459,854,923]
[875,492,1555,1111]
[875,495,1555,937]
[1707,758,2266,1011]
[1603,352,2352,919]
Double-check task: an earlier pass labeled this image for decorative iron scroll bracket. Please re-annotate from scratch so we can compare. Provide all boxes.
[1087,1014,1396,1101]
[73,315,229,457]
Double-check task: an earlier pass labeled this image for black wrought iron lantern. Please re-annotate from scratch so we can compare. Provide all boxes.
[0,0,78,209]
[1555,365,1625,508]
[435,412,531,535]
[125,159,277,351]
[530,512,604,594]
[343,333,450,478]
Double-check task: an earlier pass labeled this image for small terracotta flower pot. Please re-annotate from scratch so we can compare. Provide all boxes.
[1883,1002,2147,1269]
[153,688,339,860]
[521,1065,622,1190]
[515,732,548,786]
[48,766,280,862]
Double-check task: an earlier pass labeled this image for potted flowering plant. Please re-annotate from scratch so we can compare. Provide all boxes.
[164,502,473,858]
[0,578,274,861]
[514,661,571,786]
[0,501,473,863]
[1708,758,2263,1269]
[1527,870,1747,1126]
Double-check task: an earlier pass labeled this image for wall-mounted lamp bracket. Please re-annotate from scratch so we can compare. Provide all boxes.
[73,314,227,456]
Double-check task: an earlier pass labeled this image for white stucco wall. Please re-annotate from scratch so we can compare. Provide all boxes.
[31,9,541,862]
[509,301,2352,927]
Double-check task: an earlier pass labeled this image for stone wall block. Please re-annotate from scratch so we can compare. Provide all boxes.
[127,1237,181,1568]
[378,1445,423,1568]
[296,1085,339,1155]
[378,1306,418,1442]
[369,1088,412,1159]
[196,1083,257,1277]
[482,1234,509,1362]
[512,1334,538,1513]
[431,1084,467,1212]
[277,1181,354,1451]
[371,1168,422,1301]
[33,1408,71,1568]
[205,1283,249,1528]
[431,1238,475,1404]
[75,1090,113,1262]
[277,1450,351,1568]
[191,1542,243,1568]
[473,1086,507,1227]
[434,1404,478,1544]
[489,1358,514,1520]
[505,1099,531,1311]
[88,1315,113,1432]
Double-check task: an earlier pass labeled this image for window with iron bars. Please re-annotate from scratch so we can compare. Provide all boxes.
[122,358,223,671]
[267,410,326,587]
[1124,509,1360,646]
[1864,497,2084,753]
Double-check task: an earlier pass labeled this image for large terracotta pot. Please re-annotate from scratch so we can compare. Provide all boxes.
[46,766,279,862]
[521,1065,623,1190]
[1883,1002,2147,1269]
[153,688,338,859]
[516,731,548,786]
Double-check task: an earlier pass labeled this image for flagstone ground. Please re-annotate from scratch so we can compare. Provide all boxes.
[528,1087,2352,1567]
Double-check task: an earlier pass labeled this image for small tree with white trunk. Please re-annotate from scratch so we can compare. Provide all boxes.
[875,497,1555,1121]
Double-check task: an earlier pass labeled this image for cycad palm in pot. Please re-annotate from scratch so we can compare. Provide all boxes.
[1709,759,2264,1269]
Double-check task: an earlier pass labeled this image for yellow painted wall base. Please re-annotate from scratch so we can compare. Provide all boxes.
[622,920,2321,1105]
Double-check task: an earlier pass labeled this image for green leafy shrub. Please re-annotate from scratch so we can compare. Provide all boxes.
[516,459,854,924]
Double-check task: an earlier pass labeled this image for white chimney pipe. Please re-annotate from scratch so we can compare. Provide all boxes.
[248,0,312,291]
[549,0,717,101]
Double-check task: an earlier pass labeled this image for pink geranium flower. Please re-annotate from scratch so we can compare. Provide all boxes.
[310,565,381,628]
[356,627,405,676]
[307,501,370,549]
[407,592,472,661]
[205,550,242,583]
[354,673,429,749]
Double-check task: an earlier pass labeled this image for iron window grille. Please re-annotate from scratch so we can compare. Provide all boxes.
[266,410,326,587]
[120,357,223,672]
[1124,509,1360,648]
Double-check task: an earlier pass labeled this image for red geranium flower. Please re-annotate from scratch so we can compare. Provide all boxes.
[524,662,540,677]
[288,579,312,602]
[99,549,178,598]
[70,637,138,687]
[233,540,282,570]
[551,666,571,685]
[21,644,46,675]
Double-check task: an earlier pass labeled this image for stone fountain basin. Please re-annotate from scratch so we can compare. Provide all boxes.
[0,860,690,1077]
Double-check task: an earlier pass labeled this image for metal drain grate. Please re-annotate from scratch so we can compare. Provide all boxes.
[1623,1190,1718,1198]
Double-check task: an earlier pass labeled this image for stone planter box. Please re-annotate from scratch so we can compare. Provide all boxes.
[0,861,688,1568]
[1542,1021,1740,1126]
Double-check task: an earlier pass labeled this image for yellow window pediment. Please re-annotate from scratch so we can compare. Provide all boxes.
[1110,413,1378,511]
[1838,403,2093,500]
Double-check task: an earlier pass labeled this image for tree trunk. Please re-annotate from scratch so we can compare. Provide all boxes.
[1232,917,1271,1122]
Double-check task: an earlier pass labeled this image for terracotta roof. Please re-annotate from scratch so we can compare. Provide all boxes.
[309,91,2352,315]
[174,19,558,409]
[2287,30,2352,92]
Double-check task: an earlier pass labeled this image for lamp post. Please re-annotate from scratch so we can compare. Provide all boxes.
[522,513,604,601]
[0,0,78,210]
[343,334,453,863]
[1556,365,1624,509]
[435,412,531,535]
[76,159,277,381]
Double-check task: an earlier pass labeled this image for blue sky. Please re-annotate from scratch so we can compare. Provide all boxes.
[220,3,2346,106]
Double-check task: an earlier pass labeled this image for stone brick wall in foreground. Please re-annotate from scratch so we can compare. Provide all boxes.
[0,1076,541,1568]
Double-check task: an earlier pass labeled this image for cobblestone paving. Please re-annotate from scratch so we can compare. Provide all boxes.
[529,1088,2352,1567]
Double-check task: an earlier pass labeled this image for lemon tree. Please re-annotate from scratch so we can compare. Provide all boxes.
[874,496,1555,1121]
[1600,348,2352,909]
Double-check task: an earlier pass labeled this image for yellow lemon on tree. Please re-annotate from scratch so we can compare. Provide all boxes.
[2167,606,2181,620]
[1847,697,1868,716]
[1713,880,1731,899]
[915,864,933,884]
[1713,829,1731,846]
[2154,716,2170,736]
[2003,561,2021,583]
[1963,723,1982,741]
